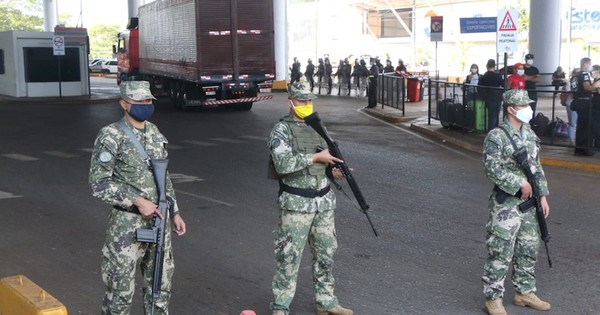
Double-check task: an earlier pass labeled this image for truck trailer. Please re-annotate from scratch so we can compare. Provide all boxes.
[117,0,275,111]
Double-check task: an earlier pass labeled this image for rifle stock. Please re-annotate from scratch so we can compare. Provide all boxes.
[304,112,379,237]
[513,148,552,268]
[136,159,170,309]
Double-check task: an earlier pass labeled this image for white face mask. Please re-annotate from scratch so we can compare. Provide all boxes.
[517,69,525,76]
[513,106,533,123]
[526,59,534,66]
[470,68,477,73]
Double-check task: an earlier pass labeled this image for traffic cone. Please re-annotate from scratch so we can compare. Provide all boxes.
[240,310,256,315]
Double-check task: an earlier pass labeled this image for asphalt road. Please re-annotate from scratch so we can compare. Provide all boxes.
[1,83,599,315]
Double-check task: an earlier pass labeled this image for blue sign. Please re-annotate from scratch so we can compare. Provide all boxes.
[460,17,497,33]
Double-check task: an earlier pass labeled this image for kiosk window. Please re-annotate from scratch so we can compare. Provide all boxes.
[23,47,81,82]
[0,50,4,74]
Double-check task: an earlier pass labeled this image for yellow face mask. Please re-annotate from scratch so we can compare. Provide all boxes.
[293,104,313,119]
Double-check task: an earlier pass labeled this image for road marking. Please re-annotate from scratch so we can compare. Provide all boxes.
[175,189,235,207]
[358,109,477,160]
[1,153,39,161]
[43,151,78,158]
[183,140,217,146]
[240,135,267,141]
[167,144,186,150]
[169,173,204,184]
[79,148,94,153]
[209,137,247,144]
[0,190,23,199]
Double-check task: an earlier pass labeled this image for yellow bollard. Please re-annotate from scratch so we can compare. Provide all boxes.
[0,275,68,315]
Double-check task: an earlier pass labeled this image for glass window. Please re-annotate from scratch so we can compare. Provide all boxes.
[380,9,412,38]
[23,47,81,82]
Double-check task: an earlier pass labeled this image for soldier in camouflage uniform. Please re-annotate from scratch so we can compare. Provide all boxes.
[268,82,353,315]
[482,89,551,315]
[89,81,187,315]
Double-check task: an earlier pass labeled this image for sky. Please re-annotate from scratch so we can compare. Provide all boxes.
[58,0,130,28]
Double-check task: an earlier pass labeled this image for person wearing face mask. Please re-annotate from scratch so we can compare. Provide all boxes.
[481,89,551,315]
[464,63,480,102]
[571,57,596,156]
[590,65,600,149]
[523,54,541,117]
[268,82,353,315]
[89,81,187,315]
[507,63,526,90]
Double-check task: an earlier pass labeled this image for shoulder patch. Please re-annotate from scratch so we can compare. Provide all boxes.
[99,151,113,163]
[270,138,281,149]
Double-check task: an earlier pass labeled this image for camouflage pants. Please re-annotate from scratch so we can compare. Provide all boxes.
[101,208,175,315]
[482,196,539,300]
[271,209,339,313]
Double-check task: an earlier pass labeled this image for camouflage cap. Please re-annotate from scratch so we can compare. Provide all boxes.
[120,81,156,101]
[287,82,317,100]
[503,89,534,106]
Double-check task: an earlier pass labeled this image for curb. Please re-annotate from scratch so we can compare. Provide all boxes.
[409,123,483,153]
[362,108,416,124]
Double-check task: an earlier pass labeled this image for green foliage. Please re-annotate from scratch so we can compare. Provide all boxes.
[0,0,43,32]
[88,24,121,59]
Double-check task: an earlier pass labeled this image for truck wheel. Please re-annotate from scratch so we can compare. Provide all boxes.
[240,102,253,111]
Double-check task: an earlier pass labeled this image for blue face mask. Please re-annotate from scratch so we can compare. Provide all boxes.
[128,103,154,122]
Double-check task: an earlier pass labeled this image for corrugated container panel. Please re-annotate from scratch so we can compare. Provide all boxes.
[197,0,234,75]
[236,0,274,74]
[139,0,198,80]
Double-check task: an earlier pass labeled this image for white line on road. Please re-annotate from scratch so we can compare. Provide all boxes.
[43,151,78,158]
[175,189,235,207]
[239,135,267,141]
[209,138,247,144]
[0,190,23,199]
[183,140,217,146]
[1,153,39,161]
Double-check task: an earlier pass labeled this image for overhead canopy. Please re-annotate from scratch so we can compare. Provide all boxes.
[344,0,482,11]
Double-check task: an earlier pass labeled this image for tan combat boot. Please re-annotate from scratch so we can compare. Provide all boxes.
[513,292,551,311]
[272,310,285,315]
[316,304,353,315]
[484,298,507,315]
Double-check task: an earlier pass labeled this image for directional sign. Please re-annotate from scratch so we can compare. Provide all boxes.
[53,36,65,56]
[496,9,518,54]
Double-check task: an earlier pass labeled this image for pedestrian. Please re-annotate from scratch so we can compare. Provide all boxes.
[507,63,526,90]
[367,58,379,108]
[563,69,578,146]
[383,59,394,73]
[324,57,333,94]
[268,82,353,315]
[290,57,302,84]
[316,58,325,94]
[524,53,541,118]
[334,59,344,95]
[589,65,600,148]
[305,58,315,92]
[571,57,596,156]
[478,59,504,131]
[551,66,566,91]
[89,81,187,315]
[482,89,551,315]
[464,63,480,102]
[395,59,407,74]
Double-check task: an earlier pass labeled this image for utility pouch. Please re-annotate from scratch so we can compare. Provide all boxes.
[136,227,158,243]
[518,198,536,213]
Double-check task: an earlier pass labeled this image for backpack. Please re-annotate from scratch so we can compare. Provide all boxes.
[559,85,568,106]
[531,112,549,137]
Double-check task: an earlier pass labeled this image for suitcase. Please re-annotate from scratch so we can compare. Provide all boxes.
[467,100,487,131]
[437,98,456,128]
[0,275,68,315]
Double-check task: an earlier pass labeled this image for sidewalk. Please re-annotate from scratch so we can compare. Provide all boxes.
[364,99,600,173]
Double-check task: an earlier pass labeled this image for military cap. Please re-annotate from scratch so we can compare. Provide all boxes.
[525,53,534,60]
[503,89,534,106]
[287,82,317,100]
[120,81,156,101]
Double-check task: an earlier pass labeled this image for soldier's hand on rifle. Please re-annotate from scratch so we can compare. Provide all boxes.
[172,213,187,236]
[312,148,343,165]
[540,196,550,218]
[134,196,164,220]
[519,180,533,200]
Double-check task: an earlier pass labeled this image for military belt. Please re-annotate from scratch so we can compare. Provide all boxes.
[114,205,141,214]
[278,182,331,198]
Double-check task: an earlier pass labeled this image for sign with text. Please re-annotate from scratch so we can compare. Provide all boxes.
[430,16,443,41]
[460,17,496,33]
[54,27,87,46]
[496,9,518,53]
[53,36,65,56]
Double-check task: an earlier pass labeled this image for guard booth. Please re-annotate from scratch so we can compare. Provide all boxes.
[0,30,89,98]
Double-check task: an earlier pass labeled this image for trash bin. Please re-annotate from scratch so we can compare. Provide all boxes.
[407,77,423,102]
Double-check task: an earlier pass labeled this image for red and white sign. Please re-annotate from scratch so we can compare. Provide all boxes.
[53,36,65,56]
[496,9,519,54]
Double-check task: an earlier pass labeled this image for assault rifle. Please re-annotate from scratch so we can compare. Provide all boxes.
[136,159,170,312]
[304,112,379,237]
[513,147,552,268]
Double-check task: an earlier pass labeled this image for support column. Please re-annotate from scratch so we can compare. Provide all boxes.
[272,0,288,90]
[528,0,561,84]
[128,0,144,19]
[43,0,58,32]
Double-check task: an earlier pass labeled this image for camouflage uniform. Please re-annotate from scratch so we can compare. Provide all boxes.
[268,112,340,313]
[89,82,179,315]
[482,115,549,300]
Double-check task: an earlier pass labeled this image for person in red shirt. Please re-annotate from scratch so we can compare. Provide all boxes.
[507,63,526,89]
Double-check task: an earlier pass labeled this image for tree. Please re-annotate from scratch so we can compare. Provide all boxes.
[0,0,43,32]
[87,24,121,59]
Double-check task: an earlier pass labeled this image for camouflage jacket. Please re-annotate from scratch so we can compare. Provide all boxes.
[89,117,179,213]
[268,115,336,212]
[483,118,549,201]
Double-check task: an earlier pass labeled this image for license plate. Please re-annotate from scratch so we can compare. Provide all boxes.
[206,91,216,96]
